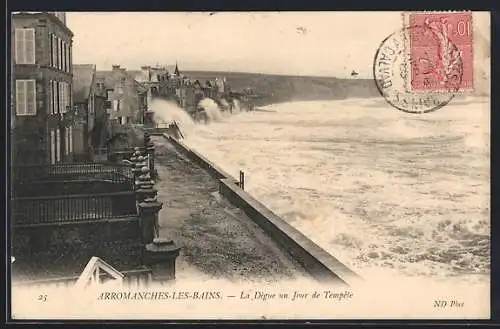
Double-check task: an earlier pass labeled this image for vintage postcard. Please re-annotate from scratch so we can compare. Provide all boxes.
[9,11,490,320]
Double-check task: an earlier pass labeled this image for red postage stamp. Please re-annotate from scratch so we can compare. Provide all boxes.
[403,11,473,93]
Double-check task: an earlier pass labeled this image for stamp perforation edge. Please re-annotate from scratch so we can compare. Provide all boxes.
[401,11,474,94]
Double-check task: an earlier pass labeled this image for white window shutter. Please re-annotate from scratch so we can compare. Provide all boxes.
[59,82,63,112]
[48,81,53,114]
[69,126,73,153]
[52,35,57,68]
[15,80,26,115]
[49,34,53,67]
[56,128,61,162]
[55,37,59,69]
[15,29,24,64]
[25,80,36,115]
[59,38,63,69]
[65,129,69,155]
[62,82,67,112]
[52,81,56,114]
[24,29,35,64]
[50,130,56,164]
[113,99,118,111]
[62,41,66,72]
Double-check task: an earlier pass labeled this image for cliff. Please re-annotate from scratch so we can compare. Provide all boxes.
[183,71,380,105]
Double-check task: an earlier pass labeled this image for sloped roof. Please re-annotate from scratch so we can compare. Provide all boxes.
[73,64,96,103]
[95,69,148,93]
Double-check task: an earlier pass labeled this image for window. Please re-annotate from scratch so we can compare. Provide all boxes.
[113,100,119,112]
[50,130,56,164]
[56,128,61,162]
[15,80,36,116]
[65,128,69,155]
[48,81,53,114]
[65,43,69,72]
[54,36,59,69]
[62,41,66,72]
[49,34,53,67]
[60,82,65,113]
[55,81,59,113]
[51,81,56,114]
[52,35,57,68]
[69,126,73,154]
[60,82,67,113]
[89,93,94,115]
[15,28,35,64]
[68,46,72,72]
[107,90,113,100]
[59,38,63,70]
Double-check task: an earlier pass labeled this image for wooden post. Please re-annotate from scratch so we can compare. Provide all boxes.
[239,170,245,190]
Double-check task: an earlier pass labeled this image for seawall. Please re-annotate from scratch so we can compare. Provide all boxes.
[163,134,362,286]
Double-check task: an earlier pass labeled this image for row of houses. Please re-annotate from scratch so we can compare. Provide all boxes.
[11,12,149,165]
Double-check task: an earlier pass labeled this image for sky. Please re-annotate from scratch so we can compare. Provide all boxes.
[66,12,490,78]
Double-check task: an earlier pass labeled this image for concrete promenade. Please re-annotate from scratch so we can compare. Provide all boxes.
[152,137,311,283]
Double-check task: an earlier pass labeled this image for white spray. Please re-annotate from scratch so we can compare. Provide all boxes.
[233,99,241,113]
[149,99,196,136]
[198,98,223,121]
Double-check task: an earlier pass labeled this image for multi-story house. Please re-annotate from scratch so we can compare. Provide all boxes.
[11,12,74,165]
[95,65,148,126]
[72,64,98,160]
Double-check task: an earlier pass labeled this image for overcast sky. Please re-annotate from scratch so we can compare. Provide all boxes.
[66,12,490,78]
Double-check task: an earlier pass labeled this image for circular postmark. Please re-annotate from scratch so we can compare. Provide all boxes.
[373,25,463,114]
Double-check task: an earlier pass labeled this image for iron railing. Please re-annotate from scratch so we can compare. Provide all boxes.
[12,162,134,184]
[12,191,137,226]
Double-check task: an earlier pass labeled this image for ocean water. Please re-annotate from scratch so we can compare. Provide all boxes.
[152,97,490,287]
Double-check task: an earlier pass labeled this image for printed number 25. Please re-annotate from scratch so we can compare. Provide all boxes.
[38,295,47,302]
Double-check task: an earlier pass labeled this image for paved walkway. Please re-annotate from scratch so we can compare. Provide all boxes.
[152,137,310,283]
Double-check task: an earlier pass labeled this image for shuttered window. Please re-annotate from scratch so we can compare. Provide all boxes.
[68,45,72,73]
[58,38,63,70]
[49,34,53,67]
[52,35,57,68]
[61,41,66,72]
[61,82,67,113]
[52,81,56,114]
[56,128,61,162]
[15,28,35,64]
[69,126,73,153]
[50,130,56,164]
[15,80,36,116]
[65,128,69,155]
[55,81,59,113]
[48,81,53,114]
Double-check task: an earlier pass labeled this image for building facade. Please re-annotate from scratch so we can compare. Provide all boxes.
[95,65,147,126]
[72,64,99,160]
[11,12,74,165]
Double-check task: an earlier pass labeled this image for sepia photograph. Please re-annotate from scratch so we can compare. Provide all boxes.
[9,11,490,320]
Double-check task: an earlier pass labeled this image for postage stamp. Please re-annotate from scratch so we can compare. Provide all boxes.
[403,11,474,93]
[372,26,457,114]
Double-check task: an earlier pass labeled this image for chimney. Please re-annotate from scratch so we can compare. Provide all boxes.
[112,65,121,71]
